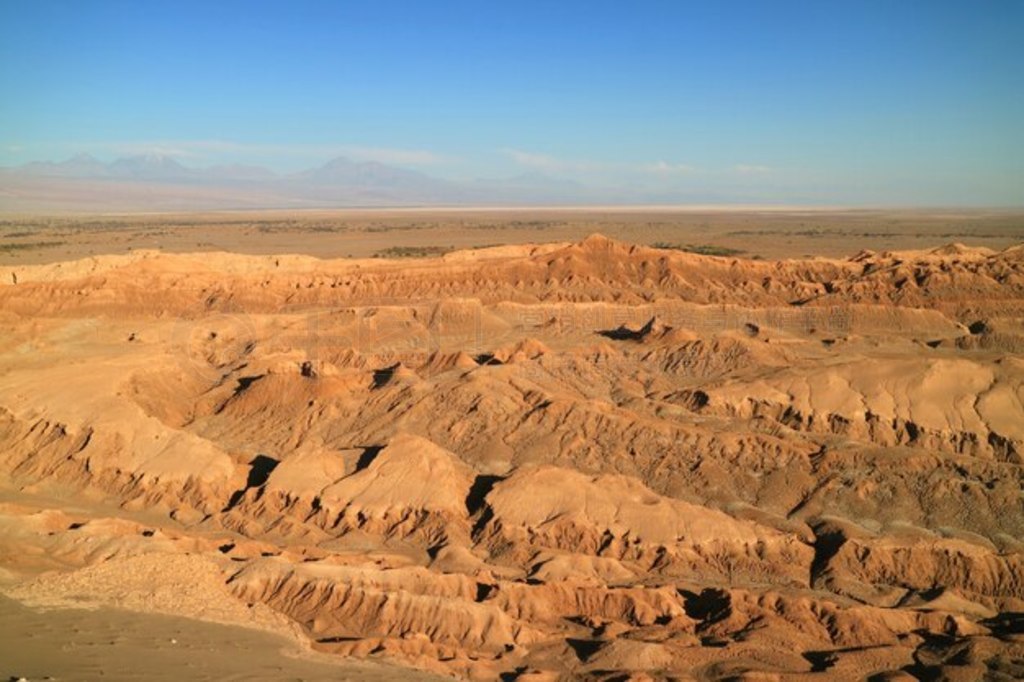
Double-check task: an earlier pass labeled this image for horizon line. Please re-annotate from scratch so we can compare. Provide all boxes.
[3,204,1024,219]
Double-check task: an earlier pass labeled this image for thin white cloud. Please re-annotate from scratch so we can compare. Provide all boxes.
[503,148,557,169]
[501,148,609,174]
[344,146,448,166]
[733,164,773,175]
[645,160,696,175]
[69,140,454,167]
[503,149,699,177]
[107,142,210,159]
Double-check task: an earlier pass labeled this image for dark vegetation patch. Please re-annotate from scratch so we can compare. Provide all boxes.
[651,241,746,257]
[373,245,453,258]
[0,240,67,253]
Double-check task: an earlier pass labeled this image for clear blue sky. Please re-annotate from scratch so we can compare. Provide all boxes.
[1,0,1022,205]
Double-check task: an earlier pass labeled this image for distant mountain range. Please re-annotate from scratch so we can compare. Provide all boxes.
[0,153,612,211]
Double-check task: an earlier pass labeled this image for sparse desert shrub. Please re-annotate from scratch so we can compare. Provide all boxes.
[651,242,746,257]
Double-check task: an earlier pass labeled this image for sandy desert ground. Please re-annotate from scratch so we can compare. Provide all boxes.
[1,210,1023,680]
[2,207,1024,265]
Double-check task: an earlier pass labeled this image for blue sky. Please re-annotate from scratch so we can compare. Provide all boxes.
[1,0,1022,205]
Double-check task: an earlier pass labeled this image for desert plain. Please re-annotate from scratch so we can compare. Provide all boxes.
[1,208,1023,681]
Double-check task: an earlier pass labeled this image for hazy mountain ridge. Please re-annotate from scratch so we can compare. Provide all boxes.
[0,154,617,209]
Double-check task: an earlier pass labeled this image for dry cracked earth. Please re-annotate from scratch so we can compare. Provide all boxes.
[1,234,1023,680]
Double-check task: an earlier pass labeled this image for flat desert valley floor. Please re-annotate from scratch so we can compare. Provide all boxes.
[3,207,1024,265]
[1,209,1023,680]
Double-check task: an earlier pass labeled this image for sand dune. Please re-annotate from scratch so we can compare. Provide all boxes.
[1,234,1023,680]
